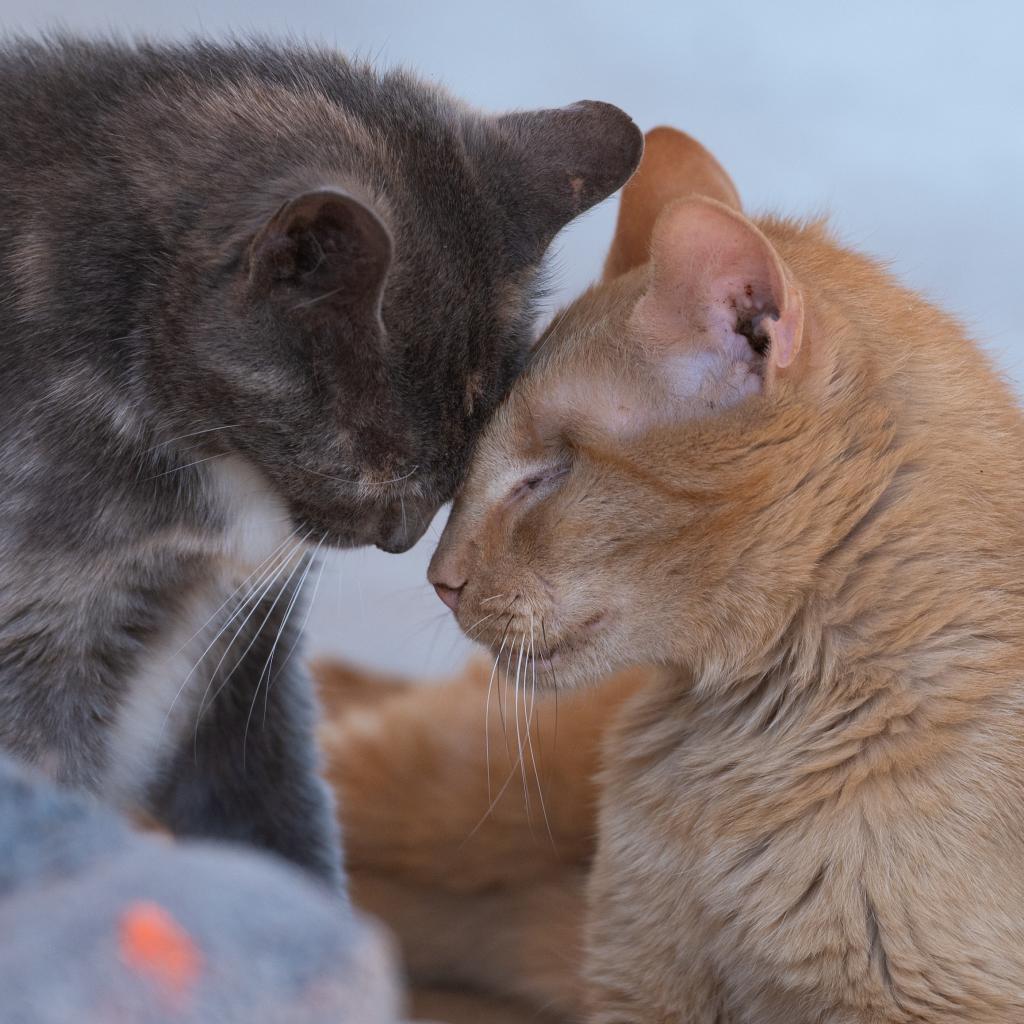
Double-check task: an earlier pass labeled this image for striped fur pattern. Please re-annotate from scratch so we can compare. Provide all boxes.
[0,36,641,884]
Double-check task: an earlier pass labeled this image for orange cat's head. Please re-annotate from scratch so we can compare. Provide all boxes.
[428,127,1014,690]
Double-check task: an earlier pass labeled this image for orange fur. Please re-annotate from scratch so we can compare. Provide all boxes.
[318,656,647,890]
[316,657,647,1021]
[421,126,1024,1023]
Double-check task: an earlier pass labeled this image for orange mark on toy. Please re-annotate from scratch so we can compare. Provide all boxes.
[119,901,202,1004]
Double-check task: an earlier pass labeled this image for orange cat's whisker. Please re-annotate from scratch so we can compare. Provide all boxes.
[462,611,498,641]
[483,630,510,804]
[460,751,524,847]
[539,618,562,755]
[526,613,555,847]
[499,631,518,764]
[513,633,532,830]
[488,612,516,768]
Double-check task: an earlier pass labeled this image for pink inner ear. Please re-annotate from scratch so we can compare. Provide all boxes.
[766,295,802,369]
[636,198,803,400]
[707,271,801,370]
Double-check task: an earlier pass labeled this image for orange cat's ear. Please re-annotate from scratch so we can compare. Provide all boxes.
[603,127,741,281]
[630,196,804,409]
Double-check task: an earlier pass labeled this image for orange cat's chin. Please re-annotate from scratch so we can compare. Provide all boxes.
[490,612,611,689]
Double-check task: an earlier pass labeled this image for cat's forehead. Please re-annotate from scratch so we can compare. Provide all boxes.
[513,288,656,414]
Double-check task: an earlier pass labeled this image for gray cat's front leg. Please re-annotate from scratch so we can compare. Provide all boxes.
[151,588,344,890]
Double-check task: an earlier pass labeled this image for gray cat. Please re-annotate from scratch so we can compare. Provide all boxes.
[0,36,641,885]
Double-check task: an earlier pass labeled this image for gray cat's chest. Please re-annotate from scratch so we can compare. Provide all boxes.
[102,457,297,807]
[101,579,229,805]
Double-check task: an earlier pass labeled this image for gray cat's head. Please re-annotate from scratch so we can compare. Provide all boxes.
[153,79,641,553]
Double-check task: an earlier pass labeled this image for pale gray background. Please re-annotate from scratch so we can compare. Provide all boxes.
[3,0,1021,675]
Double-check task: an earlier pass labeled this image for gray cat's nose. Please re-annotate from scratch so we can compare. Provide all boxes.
[376,533,415,554]
[374,505,431,554]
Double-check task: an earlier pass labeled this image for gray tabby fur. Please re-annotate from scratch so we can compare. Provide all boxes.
[0,36,642,884]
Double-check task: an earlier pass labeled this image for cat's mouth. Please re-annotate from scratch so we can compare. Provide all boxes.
[513,612,606,673]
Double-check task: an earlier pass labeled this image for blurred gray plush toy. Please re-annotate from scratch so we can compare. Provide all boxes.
[0,753,400,1023]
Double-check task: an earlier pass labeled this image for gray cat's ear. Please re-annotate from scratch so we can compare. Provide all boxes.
[248,188,392,316]
[493,101,643,253]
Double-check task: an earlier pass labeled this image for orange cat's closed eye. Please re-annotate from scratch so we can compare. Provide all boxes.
[510,463,570,503]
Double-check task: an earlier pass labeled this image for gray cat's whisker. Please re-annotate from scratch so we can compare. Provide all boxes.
[531,301,574,360]
[249,534,326,735]
[161,540,296,724]
[170,530,301,661]
[191,530,314,746]
[245,565,315,762]
[142,451,231,481]
[160,528,302,730]
[200,541,316,741]
[263,535,326,695]
[188,552,299,753]
[145,421,277,452]
[192,556,306,755]
[290,463,420,489]
[292,287,343,311]
[267,540,330,709]
[244,534,326,759]
[188,535,309,733]
[478,594,510,607]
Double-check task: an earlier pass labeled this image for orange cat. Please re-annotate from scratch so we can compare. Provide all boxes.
[420,125,1024,1023]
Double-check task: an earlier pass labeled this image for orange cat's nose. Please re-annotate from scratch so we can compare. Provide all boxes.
[433,581,464,613]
